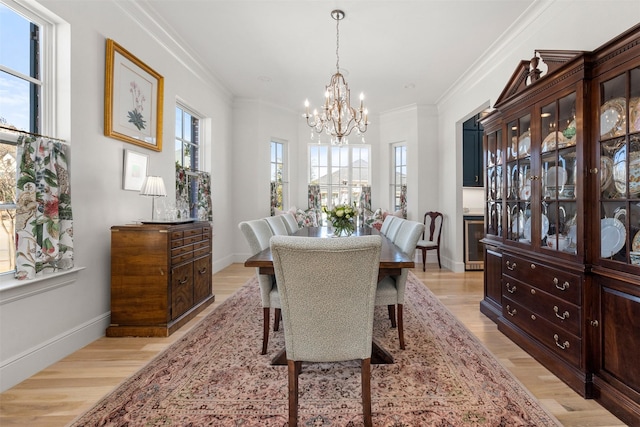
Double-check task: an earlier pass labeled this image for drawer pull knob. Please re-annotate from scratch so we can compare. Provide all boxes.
[530,289,536,295]
[506,305,517,316]
[506,261,516,271]
[553,278,570,291]
[531,314,537,320]
[554,306,570,320]
[530,264,535,269]
[178,276,189,285]
[198,267,208,274]
[506,283,516,293]
[553,334,570,350]
[591,320,599,327]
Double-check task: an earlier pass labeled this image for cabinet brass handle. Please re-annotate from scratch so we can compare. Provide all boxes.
[506,283,516,293]
[553,334,570,350]
[198,267,208,274]
[178,276,189,285]
[530,264,536,269]
[506,261,516,271]
[531,314,537,320]
[506,305,517,316]
[554,306,570,320]
[590,320,599,327]
[553,278,570,291]
[589,167,599,174]
[530,289,536,295]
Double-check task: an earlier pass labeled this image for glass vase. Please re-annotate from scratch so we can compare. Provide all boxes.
[332,220,355,237]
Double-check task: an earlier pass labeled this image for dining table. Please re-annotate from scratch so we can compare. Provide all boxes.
[243,226,415,365]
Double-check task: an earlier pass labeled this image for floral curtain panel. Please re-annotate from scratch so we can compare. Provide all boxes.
[270,182,277,216]
[400,184,407,219]
[308,184,321,209]
[175,165,212,221]
[15,135,74,280]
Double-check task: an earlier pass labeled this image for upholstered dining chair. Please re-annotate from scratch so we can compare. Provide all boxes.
[385,216,404,241]
[416,211,444,271]
[238,220,281,354]
[376,219,424,350]
[270,235,382,427]
[264,215,289,236]
[379,215,396,236]
[280,212,300,234]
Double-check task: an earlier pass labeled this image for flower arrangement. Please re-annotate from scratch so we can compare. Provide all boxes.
[323,203,357,236]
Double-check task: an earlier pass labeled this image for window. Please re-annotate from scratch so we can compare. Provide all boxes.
[309,145,370,211]
[0,3,43,274]
[175,104,201,218]
[392,144,407,211]
[270,140,286,214]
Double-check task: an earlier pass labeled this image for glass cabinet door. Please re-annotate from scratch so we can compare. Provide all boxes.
[540,92,578,254]
[506,116,532,246]
[599,68,640,266]
[485,130,503,238]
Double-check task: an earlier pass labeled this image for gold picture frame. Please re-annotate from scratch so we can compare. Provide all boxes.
[104,39,163,151]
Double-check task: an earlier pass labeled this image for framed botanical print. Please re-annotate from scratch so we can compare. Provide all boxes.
[104,38,164,151]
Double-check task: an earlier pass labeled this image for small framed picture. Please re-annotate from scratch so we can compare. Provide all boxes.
[123,149,149,191]
[104,38,164,151]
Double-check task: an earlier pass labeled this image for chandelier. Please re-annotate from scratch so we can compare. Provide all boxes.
[304,9,368,145]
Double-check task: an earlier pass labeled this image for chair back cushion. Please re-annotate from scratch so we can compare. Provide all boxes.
[379,215,396,235]
[239,219,274,255]
[394,220,425,255]
[280,212,300,234]
[385,217,403,241]
[271,235,382,363]
[264,215,289,236]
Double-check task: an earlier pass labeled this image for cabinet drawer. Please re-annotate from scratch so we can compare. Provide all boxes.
[503,276,581,336]
[503,253,581,304]
[171,238,183,248]
[184,228,201,238]
[171,262,194,320]
[171,230,184,240]
[171,244,194,264]
[503,296,581,367]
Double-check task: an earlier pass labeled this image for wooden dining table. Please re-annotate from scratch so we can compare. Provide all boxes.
[243,226,415,365]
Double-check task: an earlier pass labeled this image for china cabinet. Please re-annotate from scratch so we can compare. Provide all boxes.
[480,24,640,424]
[107,221,214,337]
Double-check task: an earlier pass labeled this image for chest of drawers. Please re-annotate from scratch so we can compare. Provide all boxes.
[107,221,214,337]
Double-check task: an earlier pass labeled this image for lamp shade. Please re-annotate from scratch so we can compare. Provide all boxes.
[140,176,167,197]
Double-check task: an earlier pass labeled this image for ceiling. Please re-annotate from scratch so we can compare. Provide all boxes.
[141,0,536,115]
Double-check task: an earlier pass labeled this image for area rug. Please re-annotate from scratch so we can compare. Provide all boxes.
[70,273,560,426]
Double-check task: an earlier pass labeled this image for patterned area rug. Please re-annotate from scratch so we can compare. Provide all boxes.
[70,273,560,426]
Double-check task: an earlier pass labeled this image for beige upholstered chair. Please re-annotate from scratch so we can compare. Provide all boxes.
[238,220,281,354]
[271,235,382,427]
[385,216,403,241]
[416,211,444,270]
[379,215,396,235]
[376,219,424,349]
[280,212,300,234]
[264,215,289,236]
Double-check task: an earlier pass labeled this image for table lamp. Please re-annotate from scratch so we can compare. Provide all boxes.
[140,176,167,220]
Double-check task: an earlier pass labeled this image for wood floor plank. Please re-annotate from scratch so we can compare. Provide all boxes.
[0,263,626,426]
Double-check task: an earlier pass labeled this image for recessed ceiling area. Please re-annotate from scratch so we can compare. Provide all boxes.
[140,0,535,115]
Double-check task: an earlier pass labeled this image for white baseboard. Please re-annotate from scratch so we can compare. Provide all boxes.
[0,312,110,392]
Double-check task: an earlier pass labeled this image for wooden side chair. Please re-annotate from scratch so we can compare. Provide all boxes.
[270,235,382,427]
[416,211,443,271]
[238,220,281,354]
[376,219,424,349]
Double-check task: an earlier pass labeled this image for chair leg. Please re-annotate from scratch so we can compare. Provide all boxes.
[421,248,427,271]
[387,305,397,328]
[288,360,302,427]
[437,247,442,269]
[262,307,270,355]
[274,308,281,331]
[361,358,372,427]
[397,304,405,350]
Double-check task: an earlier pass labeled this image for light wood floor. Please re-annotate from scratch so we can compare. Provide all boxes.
[0,264,627,426]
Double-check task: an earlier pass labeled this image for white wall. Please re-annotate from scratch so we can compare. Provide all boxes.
[0,0,234,391]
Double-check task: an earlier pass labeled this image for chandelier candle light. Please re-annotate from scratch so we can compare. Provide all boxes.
[304,9,368,145]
